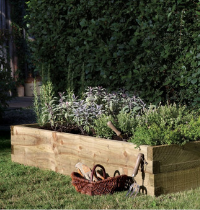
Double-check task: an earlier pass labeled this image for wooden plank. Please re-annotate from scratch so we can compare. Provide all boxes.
[12,124,200,196]
[56,132,147,166]
[12,145,155,196]
[11,125,54,146]
[160,159,200,173]
[147,142,200,162]
[11,125,153,174]
[147,142,200,174]
[152,166,200,195]
[11,145,56,169]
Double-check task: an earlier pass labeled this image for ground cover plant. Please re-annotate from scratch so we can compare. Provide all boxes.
[33,83,200,147]
[1,130,200,209]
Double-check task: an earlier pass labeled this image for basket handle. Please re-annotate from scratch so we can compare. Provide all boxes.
[91,164,106,182]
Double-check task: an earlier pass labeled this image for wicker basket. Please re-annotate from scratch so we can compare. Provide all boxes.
[71,164,130,196]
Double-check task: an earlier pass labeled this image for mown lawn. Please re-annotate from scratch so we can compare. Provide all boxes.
[1,130,200,209]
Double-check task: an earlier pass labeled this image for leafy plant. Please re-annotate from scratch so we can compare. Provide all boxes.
[129,103,198,147]
[93,114,117,139]
[117,111,137,136]
[0,29,15,120]
[83,87,146,116]
[35,86,145,135]
[33,80,54,126]
[26,0,200,107]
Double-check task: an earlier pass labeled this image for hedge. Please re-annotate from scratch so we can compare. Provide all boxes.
[26,0,200,106]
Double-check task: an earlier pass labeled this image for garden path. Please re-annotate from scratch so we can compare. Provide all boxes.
[7,96,34,108]
[0,97,36,131]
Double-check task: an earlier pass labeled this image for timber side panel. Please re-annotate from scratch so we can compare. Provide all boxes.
[147,142,200,174]
[54,132,152,173]
[11,124,200,196]
[11,125,155,195]
[11,145,56,171]
[152,166,200,195]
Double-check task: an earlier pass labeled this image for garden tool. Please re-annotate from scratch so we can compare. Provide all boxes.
[107,121,125,141]
[75,162,104,182]
[126,153,148,198]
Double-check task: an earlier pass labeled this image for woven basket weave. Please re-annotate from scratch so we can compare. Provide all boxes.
[71,164,129,196]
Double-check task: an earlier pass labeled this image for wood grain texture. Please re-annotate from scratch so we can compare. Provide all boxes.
[11,124,200,196]
[152,166,200,195]
[147,142,200,173]
[11,125,152,172]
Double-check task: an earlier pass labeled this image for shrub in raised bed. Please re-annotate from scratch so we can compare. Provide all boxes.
[33,82,200,147]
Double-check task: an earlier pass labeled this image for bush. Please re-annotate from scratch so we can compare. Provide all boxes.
[34,85,146,135]
[93,103,200,147]
[26,0,200,106]
[34,83,200,147]
[129,103,199,147]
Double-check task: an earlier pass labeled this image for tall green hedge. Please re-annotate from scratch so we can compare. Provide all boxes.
[26,0,200,106]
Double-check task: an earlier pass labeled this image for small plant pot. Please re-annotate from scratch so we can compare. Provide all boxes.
[25,73,34,97]
[17,85,24,97]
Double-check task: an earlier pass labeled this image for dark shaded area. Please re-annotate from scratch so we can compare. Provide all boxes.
[0,130,11,150]
[0,108,36,126]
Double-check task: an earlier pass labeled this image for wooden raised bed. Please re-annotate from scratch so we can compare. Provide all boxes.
[11,124,200,196]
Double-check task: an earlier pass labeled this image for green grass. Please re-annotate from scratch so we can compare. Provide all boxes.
[1,130,200,209]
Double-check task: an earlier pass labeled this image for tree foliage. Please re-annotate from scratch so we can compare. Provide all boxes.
[0,29,15,119]
[26,0,200,106]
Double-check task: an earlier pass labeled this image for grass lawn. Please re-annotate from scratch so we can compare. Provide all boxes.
[1,130,200,209]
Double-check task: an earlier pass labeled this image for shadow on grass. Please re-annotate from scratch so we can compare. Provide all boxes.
[0,130,11,150]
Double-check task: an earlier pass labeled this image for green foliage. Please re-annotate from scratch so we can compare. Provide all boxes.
[10,0,34,80]
[33,80,54,126]
[93,114,117,139]
[26,0,200,106]
[129,103,199,147]
[0,30,15,119]
[117,111,137,135]
[35,86,145,135]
